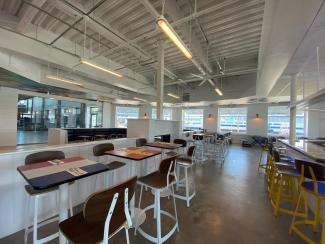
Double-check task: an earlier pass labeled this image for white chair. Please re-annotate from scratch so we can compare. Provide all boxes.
[135,156,179,244]
[24,151,73,244]
[174,146,197,207]
[59,176,137,244]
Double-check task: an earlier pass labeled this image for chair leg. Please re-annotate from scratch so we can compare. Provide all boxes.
[273,175,283,216]
[68,186,73,217]
[33,195,39,244]
[125,226,130,244]
[171,184,179,232]
[191,166,196,196]
[185,167,190,207]
[313,198,321,232]
[176,165,180,191]
[289,190,304,234]
[156,190,162,244]
[138,184,144,209]
[24,195,31,244]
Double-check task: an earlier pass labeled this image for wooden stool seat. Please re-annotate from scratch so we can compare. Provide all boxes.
[165,151,179,157]
[59,176,137,244]
[138,172,175,189]
[59,212,105,244]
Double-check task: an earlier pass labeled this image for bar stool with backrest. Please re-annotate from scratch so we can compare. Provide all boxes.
[59,176,137,244]
[136,138,147,147]
[93,143,126,187]
[24,151,74,244]
[174,146,196,207]
[289,160,325,243]
[268,151,301,217]
[135,156,179,244]
[166,139,187,157]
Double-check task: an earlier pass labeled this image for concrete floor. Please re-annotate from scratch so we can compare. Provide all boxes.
[0,145,319,243]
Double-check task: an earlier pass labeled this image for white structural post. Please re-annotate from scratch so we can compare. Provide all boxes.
[289,74,297,143]
[157,41,165,120]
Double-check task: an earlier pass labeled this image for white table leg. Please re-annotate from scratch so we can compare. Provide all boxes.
[59,183,69,244]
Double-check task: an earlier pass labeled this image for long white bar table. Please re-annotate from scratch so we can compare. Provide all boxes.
[0,137,161,239]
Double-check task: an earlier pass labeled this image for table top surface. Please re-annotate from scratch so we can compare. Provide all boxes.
[17,157,109,190]
[105,147,161,160]
[146,142,183,150]
[279,139,325,162]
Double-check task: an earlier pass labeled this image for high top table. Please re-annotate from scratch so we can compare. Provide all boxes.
[17,157,109,244]
[146,142,183,157]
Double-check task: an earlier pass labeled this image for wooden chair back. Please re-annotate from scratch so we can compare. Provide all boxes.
[174,139,187,147]
[136,138,147,147]
[83,176,137,233]
[93,143,114,157]
[25,151,65,165]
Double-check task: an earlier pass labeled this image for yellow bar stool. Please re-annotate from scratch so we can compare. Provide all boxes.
[289,160,325,244]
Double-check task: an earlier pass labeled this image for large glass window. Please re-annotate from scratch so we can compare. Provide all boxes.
[17,95,103,144]
[116,106,139,128]
[182,109,203,130]
[267,106,305,136]
[218,107,247,133]
[151,108,172,120]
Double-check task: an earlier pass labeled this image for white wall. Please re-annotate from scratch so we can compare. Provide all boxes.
[246,103,268,137]
[0,87,17,147]
[203,107,218,132]
[307,101,325,139]
[102,102,112,127]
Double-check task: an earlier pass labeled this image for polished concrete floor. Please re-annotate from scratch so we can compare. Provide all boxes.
[0,145,319,243]
[17,131,48,145]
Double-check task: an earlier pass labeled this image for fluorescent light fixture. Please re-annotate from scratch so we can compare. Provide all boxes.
[46,75,83,87]
[215,88,223,96]
[167,93,180,99]
[80,58,122,78]
[157,17,193,59]
[133,97,147,102]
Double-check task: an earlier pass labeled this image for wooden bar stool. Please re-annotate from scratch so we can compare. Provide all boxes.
[93,143,126,187]
[174,146,197,207]
[135,156,179,244]
[59,176,137,244]
[24,151,74,244]
[289,160,325,243]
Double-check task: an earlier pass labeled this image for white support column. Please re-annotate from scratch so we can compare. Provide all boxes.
[157,41,165,119]
[289,74,297,143]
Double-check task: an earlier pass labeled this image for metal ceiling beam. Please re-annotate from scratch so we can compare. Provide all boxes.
[57,0,177,80]
[138,0,209,75]
[16,0,47,32]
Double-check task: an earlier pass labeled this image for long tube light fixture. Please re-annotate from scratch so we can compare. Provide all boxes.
[80,58,123,78]
[157,17,193,59]
[133,97,148,102]
[215,88,223,96]
[167,93,180,99]
[46,75,83,87]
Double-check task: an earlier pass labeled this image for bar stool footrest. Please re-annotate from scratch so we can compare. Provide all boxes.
[136,204,178,243]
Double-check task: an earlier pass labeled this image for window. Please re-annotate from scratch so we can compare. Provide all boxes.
[267,106,304,136]
[218,107,247,133]
[151,108,172,120]
[115,106,139,128]
[182,109,203,130]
